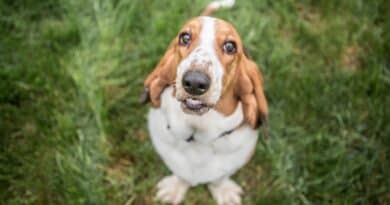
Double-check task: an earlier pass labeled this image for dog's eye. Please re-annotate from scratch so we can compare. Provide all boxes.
[179,32,192,46]
[222,41,237,54]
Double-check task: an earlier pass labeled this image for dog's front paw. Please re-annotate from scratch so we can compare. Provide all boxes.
[209,179,243,205]
[156,175,189,205]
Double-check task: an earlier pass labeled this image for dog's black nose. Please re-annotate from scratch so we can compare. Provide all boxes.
[182,71,210,95]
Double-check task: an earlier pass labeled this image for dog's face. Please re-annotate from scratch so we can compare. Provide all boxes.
[144,16,268,128]
[174,17,244,115]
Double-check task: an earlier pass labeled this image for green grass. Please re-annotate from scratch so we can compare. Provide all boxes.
[0,0,388,204]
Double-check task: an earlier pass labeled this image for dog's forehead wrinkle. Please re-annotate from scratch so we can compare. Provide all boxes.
[199,16,216,50]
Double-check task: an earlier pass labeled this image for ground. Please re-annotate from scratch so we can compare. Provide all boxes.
[0,0,389,204]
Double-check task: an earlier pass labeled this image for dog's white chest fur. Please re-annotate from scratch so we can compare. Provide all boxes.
[148,87,258,186]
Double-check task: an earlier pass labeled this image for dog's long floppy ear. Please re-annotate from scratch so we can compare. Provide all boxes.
[235,54,268,132]
[140,40,179,107]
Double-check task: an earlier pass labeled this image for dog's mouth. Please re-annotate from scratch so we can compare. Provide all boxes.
[181,98,211,115]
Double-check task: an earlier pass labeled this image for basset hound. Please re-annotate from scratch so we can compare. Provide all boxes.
[140,0,268,204]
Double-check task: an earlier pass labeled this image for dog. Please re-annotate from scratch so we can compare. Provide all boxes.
[140,0,268,204]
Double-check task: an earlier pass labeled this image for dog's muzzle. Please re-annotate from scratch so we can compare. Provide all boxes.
[180,70,212,115]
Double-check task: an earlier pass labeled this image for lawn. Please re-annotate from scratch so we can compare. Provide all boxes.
[0,0,388,204]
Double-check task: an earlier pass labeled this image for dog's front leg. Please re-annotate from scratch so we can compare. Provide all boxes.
[155,175,190,205]
[208,178,243,205]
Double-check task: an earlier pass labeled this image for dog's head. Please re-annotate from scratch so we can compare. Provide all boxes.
[143,16,267,128]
